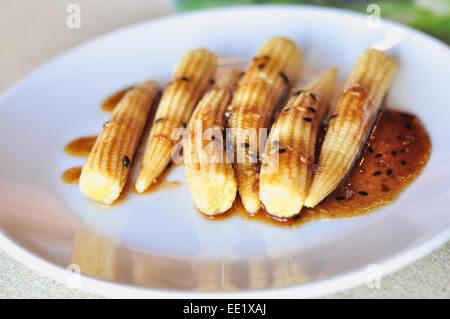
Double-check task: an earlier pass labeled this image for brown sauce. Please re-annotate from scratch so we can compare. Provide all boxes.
[64,136,97,157]
[61,166,82,184]
[101,87,131,112]
[205,109,431,227]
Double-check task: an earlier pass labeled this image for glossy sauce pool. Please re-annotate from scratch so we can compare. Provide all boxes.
[63,87,431,227]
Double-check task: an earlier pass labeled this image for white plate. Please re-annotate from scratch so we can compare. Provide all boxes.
[0,5,449,298]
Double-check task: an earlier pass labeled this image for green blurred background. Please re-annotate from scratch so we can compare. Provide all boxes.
[171,0,450,43]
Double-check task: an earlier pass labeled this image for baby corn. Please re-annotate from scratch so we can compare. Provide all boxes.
[305,49,398,207]
[184,69,242,215]
[135,49,217,193]
[229,37,302,213]
[79,80,159,205]
[260,68,337,217]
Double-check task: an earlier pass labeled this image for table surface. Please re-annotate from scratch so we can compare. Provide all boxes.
[0,0,448,299]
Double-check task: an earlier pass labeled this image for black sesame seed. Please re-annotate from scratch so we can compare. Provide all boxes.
[400,148,406,153]
[358,191,368,196]
[273,140,279,146]
[387,169,393,176]
[181,76,189,81]
[211,136,216,141]
[373,170,381,176]
[182,123,187,128]
[241,142,250,148]
[308,107,316,113]
[303,117,313,122]
[283,108,291,113]
[293,90,303,96]
[401,160,406,165]
[309,92,318,100]
[279,71,289,84]
[278,148,287,154]
[368,147,374,154]
[293,214,301,220]
[209,79,215,85]
[122,156,130,167]
[401,113,415,119]
[329,114,338,121]
[155,118,163,123]
[258,63,265,69]
[406,124,412,130]
[375,153,382,158]
[336,196,346,201]
[391,150,397,156]
[166,162,172,169]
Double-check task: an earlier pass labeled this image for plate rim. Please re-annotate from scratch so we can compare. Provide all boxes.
[0,4,449,298]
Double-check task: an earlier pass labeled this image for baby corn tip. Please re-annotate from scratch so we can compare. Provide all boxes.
[79,171,121,205]
[241,197,261,214]
[304,196,320,208]
[260,185,303,218]
[135,180,150,194]
[194,178,237,216]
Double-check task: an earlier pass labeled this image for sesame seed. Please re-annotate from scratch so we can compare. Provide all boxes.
[308,107,316,113]
[303,117,313,122]
[279,71,289,84]
[336,196,346,201]
[329,114,338,121]
[400,148,406,153]
[181,76,189,81]
[373,170,381,176]
[375,153,382,158]
[391,150,397,156]
[122,156,130,167]
[387,169,393,176]
[258,63,265,69]
[155,118,163,123]
[368,147,374,154]
[309,93,318,100]
[401,113,415,119]
[283,108,290,113]
[166,162,172,169]
[293,90,303,96]
[241,142,250,148]
[278,148,286,154]
[211,136,216,141]
[209,79,215,85]
[401,160,406,165]
[358,191,368,196]
[406,124,412,130]
[182,123,187,128]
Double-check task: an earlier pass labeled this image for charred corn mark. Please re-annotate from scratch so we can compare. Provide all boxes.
[229,37,303,214]
[305,49,398,208]
[260,68,337,217]
[184,69,242,215]
[79,80,159,205]
[135,49,217,193]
